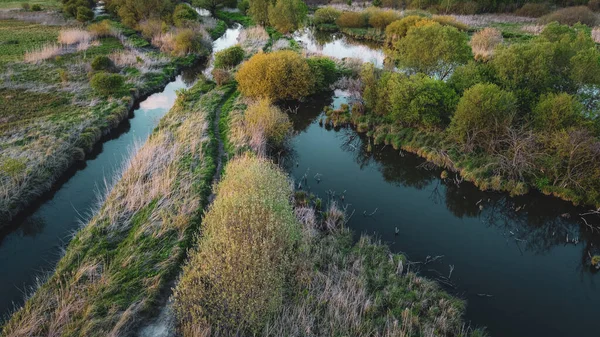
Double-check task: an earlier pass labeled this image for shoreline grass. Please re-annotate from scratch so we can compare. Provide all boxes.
[0,79,219,337]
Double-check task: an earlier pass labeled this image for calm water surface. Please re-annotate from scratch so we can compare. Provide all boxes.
[0,26,240,319]
[285,93,600,337]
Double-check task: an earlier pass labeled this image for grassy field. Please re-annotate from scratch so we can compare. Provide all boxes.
[1,80,220,337]
[0,0,60,9]
[0,19,193,224]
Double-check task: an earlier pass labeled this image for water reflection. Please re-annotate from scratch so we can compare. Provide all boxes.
[286,91,600,337]
[294,28,385,67]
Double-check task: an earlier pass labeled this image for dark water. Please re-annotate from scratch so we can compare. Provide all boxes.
[0,26,241,319]
[285,92,600,337]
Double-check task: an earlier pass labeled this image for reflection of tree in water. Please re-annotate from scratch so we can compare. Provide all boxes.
[180,60,208,86]
[280,92,333,133]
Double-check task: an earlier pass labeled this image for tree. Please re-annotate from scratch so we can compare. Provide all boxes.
[268,0,307,34]
[449,83,517,152]
[394,22,471,79]
[76,6,94,22]
[236,50,312,100]
[192,0,224,15]
[532,93,583,132]
[104,0,175,27]
[248,0,272,26]
[173,3,199,27]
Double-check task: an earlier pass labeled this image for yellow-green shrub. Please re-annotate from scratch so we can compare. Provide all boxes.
[173,155,300,335]
[384,15,426,49]
[368,8,401,30]
[244,98,292,146]
[431,15,469,31]
[236,50,312,100]
[314,6,341,24]
[336,11,368,28]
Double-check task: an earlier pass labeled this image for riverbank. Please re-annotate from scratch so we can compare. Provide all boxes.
[0,79,221,337]
[0,18,208,226]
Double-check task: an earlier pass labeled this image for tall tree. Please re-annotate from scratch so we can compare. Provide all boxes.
[268,0,307,34]
[249,0,272,26]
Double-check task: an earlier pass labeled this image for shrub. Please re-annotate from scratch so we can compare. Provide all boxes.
[314,6,342,24]
[268,0,308,34]
[515,3,550,18]
[214,45,244,69]
[76,6,94,22]
[90,72,125,96]
[532,92,583,131]
[589,0,600,12]
[336,11,368,28]
[91,55,116,72]
[368,8,401,30]
[211,68,232,85]
[449,83,517,152]
[88,20,113,37]
[431,15,469,30]
[139,19,166,39]
[238,0,250,14]
[236,50,312,100]
[470,27,503,61]
[31,3,41,11]
[306,56,339,93]
[448,61,496,94]
[173,156,300,335]
[21,3,30,11]
[244,98,292,146]
[394,22,472,79]
[173,3,199,27]
[384,15,425,49]
[540,6,598,26]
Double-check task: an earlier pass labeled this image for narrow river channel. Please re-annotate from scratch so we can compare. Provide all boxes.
[0,24,242,320]
[285,92,600,337]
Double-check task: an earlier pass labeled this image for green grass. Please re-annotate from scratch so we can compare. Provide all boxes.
[0,0,59,9]
[0,19,60,65]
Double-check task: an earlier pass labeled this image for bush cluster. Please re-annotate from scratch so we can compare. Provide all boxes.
[214,45,245,69]
[313,6,341,24]
[90,72,125,96]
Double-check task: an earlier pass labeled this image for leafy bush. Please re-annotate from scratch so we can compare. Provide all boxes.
[173,156,300,335]
[236,50,312,100]
[449,83,517,152]
[91,55,116,72]
[306,56,339,92]
[244,98,292,146]
[173,3,199,27]
[514,3,550,18]
[211,68,232,85]
[31,3,41,11]
[448,61,496,94]
[368,8,401,30]
[90,72,125,96]
[268,0,307,34]
[238,0,250,14]
[393,22,472,79]
[214,45,244,69]
[63,0,93,17]
[532,92,583,131]
[88,20,113,37]
[384,15,424,49]
[470,27,503,61]
[76,6,94,22]
[21,3,30,11]
[540,6,598,26]
[336,11,368,28]
[314,6,341,24]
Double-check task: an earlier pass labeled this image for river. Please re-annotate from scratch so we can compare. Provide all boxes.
[0,24,242,320]
[284,90,600,337]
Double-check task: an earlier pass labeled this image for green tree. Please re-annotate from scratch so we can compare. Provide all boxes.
[449,83,517,152]
[173,3,199,27]
[532,93,583,132]
[248,0,272,26]
[394,22,471,79]
[268,0,307,34]
[76,6,94,22]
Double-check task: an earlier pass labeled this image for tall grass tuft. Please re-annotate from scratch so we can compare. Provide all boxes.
[58,28,93,45]
[470,27,503,61]
[23,44,62,63]
[173,155,300,336]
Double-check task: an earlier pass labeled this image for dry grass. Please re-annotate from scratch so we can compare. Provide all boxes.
[58,28,92,45]
[23,43,61,63]
[593,27,600,43]
[173,155,300,336]
[470,27,503,61]
[237,26,269,54]
[1,82,216,337]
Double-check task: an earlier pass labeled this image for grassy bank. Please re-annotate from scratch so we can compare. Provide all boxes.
[0,80,219,337]
[172,155,484,336]
[0,19,206,225]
